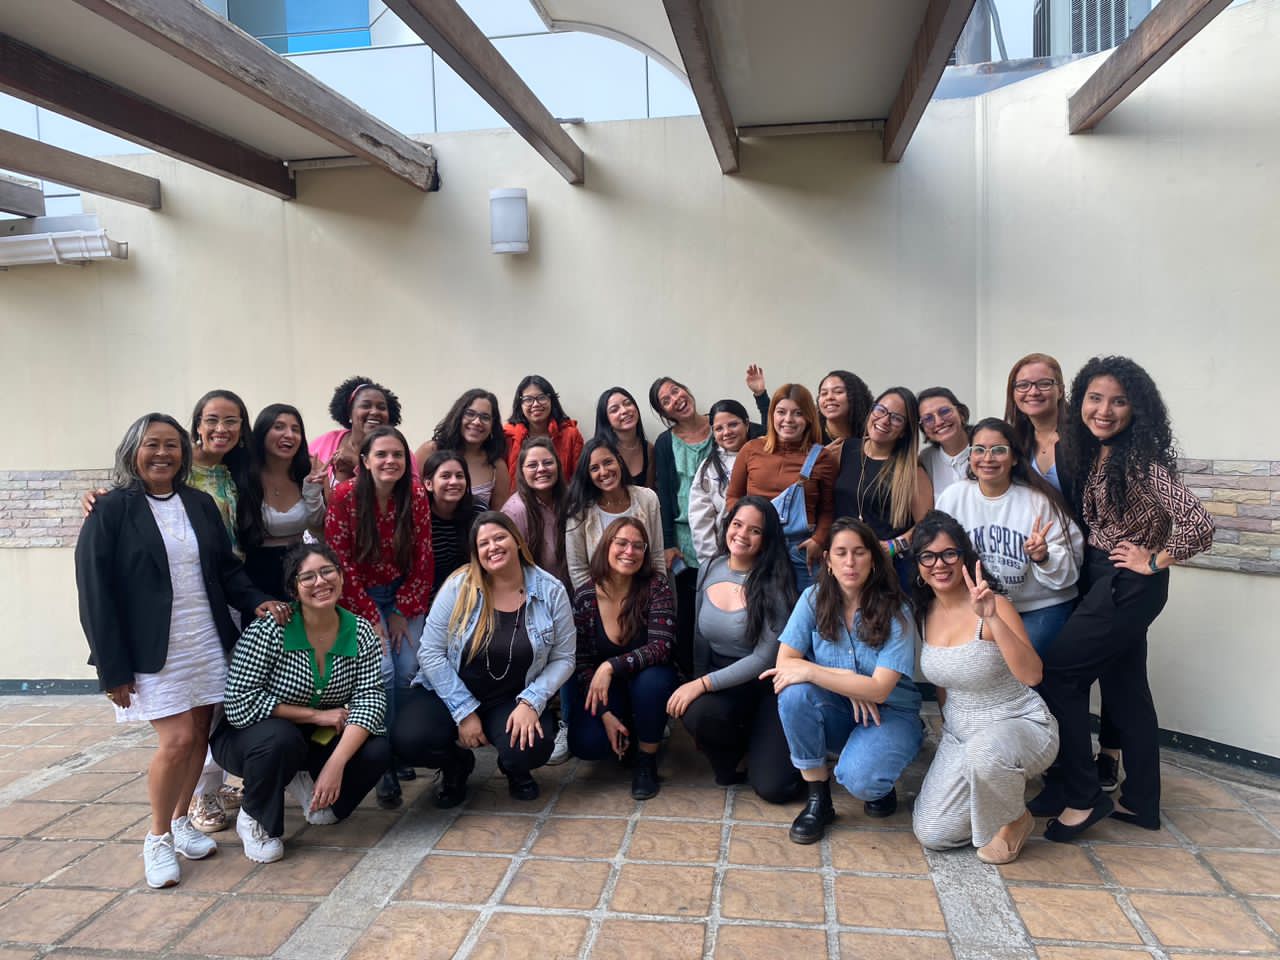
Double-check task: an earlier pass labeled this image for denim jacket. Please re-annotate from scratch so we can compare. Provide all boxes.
[415,563,576,723]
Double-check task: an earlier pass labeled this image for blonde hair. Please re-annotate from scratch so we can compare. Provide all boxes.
[447,512,536,664]
[867,387,921,530]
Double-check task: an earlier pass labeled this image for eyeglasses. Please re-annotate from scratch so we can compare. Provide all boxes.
[919,406,954,429]
[917,549,962,568]
[296,564,340,586]
[870,403,906,428]
[200,416,242,430]
[1013,378,1057,394]
[461,409,493,425]
[520,393,553,407]
[971,444,1012,458]
[611,537,648,554]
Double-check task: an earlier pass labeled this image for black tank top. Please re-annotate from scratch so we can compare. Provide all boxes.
[833,444,904,541]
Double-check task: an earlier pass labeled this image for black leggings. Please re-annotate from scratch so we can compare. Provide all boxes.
[391,685,555,776]
[682,679,801,803]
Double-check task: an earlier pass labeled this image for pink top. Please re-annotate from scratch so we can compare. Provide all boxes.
[310,429,420,488]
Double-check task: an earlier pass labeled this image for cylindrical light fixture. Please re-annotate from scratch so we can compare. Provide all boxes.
[489,188,529,254]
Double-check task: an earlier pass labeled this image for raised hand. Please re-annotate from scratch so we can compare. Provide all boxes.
[1024,514,1054,564]
[306,455,330,486]
[961,560,996,619]
[745,363,767,396]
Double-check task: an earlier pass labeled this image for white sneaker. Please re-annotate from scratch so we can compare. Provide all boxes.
[171,815,218,860]
[547,720,571,766]
[285,771,339,825]
[235,808,283,863]
[143,832,181,888]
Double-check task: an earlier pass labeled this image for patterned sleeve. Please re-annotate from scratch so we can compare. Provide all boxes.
[395,484,435,618]
[1148,462,1215,561]
[325,482,379,623]
[345,618,388,735]
[572,584,600,689]
[608,575,676,676]
[223,617,284,728]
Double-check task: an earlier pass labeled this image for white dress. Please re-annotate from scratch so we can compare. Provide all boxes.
[114,495,228,722]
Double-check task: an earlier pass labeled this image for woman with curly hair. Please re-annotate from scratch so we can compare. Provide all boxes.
[1033,356,1213,842]
[415,388,510,509]
[310,376,413,495]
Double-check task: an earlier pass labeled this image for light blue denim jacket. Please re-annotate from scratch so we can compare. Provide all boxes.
[414,563,576,723]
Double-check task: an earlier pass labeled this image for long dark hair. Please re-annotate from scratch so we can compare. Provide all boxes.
[353,426,416,572]
[1063,356,1177,513]
[648,375,696,427]
[916,387,971,447]
[431,388,506,465]
[588,516,656,647]
[811,518,903,649]
[966,417,1072,531]
[593,386,649,448]
[190,388,251,490]
[910,510,1004,619]
[818,370,874,443]
[326,375,403,428]
[716,496,797,641]
[422,448,475,521]
[514,436,566,570]
[243,403,311,550]
[508,374,571,428]
[697,398,751,489]
[1004,353,1067,458]
[564,436,632,525]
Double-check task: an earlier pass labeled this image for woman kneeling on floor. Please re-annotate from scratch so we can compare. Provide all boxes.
[392,511,575,806]
[766,518,923,845]
[910,511,1058,864]
[212,543,390,864]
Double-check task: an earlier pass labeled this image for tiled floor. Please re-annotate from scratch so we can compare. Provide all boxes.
[1,696,1278,960]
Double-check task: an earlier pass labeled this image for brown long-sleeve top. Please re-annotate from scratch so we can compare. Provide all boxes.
[1082,461,1214,562]
[724,438,837,547]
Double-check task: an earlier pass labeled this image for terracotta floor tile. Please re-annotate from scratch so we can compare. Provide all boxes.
[98,777,152,804]
[1162,773,1245,809]
[0,801,77,838]
[721,868,825,923]
[49,842,146,889]
[0,887,117,943]
[0,707,55,723]
[0,948,38,960]
[82,747,157,774]
[1093,844,1223,892]
[714,924,827,958]
[1008,887,1141,944]
[1165,809,1280,849]
[0,839,97,883]
[27,772,139,803]
[0,726,56,746]
[503,858,611,909]
[832,789,916,828]
[837,932,954,959]
[730,791,802,824]
[175,897,313,956]
[45,704,117,723]
[1035,949,1148,959]
[0,746,79,771]
[532,816,627,858]
[626,819,721,863]
[830,827,929,874]
[168,847,260,894]
[0,772,25,790]
[639,785,728,819]
[1079,816,1178,846]
[236,846,363,896]
[610,863,713,917]
[38,802,151,840]
[346,904,477,960]
[727,824,821,868]
[997,839,1103,885]
[0,886,21,907]
[289,810,396,848]
[552,783,637,817]
[434,814,536,855]
[590,919,705,959]
[397,854,511,904]
[35,725,120,748]
[1250,897,1280,935]
[67,890,216,951]
[836,875,946,931]
[470,912,588,960]
[1130,892,1277,951]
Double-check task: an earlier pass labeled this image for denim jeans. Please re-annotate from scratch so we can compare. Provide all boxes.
[565,664,677,760]
[776,682,923,801]
[365,580,425,749]
[787,537,815,593]
[1020,599,1075,656]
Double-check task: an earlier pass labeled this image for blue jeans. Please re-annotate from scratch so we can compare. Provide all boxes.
[1020,599,1075,656]
[788,537,815,593]
[776,682,922,801]
[565,664,677,760]
[366,581,425,746]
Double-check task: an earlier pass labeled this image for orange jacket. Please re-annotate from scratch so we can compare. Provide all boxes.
[503,419,585,487]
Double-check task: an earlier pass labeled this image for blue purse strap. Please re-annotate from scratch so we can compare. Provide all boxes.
[798,444,822,481]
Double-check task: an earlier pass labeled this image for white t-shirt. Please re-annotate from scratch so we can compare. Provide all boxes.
[919,444,970,499]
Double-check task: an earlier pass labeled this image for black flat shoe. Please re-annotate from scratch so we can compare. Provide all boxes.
[790,780,835,844]
[506,772,540,802]
[1109,810,1160,830]
[375,771,402,810]
[863,787,897,819]
[1044,796,1114,843]
[1094,753,1119,793]
[396,765,417,781]
[434,750,476,809]
[1027,786,1066,818]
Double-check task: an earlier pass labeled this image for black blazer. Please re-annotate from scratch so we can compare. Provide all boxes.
[75,484,271,691]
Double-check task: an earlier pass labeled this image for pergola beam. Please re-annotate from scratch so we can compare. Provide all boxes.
[662,0,738,173]
[384,0,583,185]
[0,33,294,198]
[1068,0,1231,134]
[69,0,437,191]
[882,0,977,162]
[0,130,161,209]
[0,174,45,217]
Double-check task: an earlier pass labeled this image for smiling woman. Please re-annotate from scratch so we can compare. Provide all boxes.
[310,375,412,496]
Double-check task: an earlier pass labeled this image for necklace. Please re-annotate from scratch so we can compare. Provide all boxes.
[484,605,522,681]
[854,441,873,523]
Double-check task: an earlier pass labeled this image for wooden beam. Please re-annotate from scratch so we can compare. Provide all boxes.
[0,174,45,217]
[740,120,884,139]
[0,33,293,198]
[0,130,161,209]
[383,0,584,184]
[1069,0,1231,134]
[70,0,437,191]
[882,0,977,163]
[662,0,738,173]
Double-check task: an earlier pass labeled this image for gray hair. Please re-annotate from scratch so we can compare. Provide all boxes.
[112,413,192,490]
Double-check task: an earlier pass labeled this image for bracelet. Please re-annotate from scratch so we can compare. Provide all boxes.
[701,676,711,693]
[885,540,896,559]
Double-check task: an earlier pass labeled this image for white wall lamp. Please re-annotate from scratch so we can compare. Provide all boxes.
[0,215,128,269]
[489,188,529,255]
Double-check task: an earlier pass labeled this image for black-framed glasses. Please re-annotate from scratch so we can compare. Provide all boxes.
[971,444,1012,458]
[917,549,962,568]
[461,409,493,424]
[520,393,553,407]
[919,406,955,429]
[871,403,906,428]
[296,565,340,586]
[1013,378,1056,394]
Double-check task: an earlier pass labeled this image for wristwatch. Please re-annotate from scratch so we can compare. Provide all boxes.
[1148,552,1160,573]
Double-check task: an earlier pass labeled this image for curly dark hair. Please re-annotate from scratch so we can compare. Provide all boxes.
[282,542,343,601]
[811,518,905,649]
[326,376,403,429]
[716,496,797,641]
[910,510,1005,619]
[818,370,874,443]
[1063,356,1176,513]
[431,388,506,464]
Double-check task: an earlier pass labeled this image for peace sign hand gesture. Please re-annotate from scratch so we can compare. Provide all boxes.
[306,455,331,486]
[961,561,996,619]
[1024,515,1054,564]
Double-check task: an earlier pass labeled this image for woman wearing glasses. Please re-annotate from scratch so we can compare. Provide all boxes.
[910,513,1056,865]
[1004,355,1073,498]
[503,375,584,487]
[917,387,972,498]
[935,418,1083,655]
[415,389,510,510]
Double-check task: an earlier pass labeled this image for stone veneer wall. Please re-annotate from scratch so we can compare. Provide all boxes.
[2,462,1278,575]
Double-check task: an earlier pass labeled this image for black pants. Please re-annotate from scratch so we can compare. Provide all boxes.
[672,566,699,678]
[1038,548,1169,820]
[210,718,390,838]
[244,544,290,601]
[391,685,555,777]
[682,678,801,803]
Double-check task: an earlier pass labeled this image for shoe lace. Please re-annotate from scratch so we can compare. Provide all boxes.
[249,818,271,843]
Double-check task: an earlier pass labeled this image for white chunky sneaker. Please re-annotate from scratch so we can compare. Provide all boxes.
[546,720,570,766]
[235,808,283,863]
[285,771,338,825]
[143,832,181,888]
[171,815,218,860]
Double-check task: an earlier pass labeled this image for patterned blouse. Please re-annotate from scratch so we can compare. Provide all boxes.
[1082,461,1214,562]
[223,607,386,736]
[325,480,434,623]
[189,461,241,558]
[572,575,676,688]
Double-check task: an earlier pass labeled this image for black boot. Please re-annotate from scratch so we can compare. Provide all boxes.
[790,780,835,844]
[434,749,476,809]
[375,770,402,810]
[863,786,897,819]
[631,751,660,800]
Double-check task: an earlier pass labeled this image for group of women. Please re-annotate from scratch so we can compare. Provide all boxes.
[75,353,1213,890]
